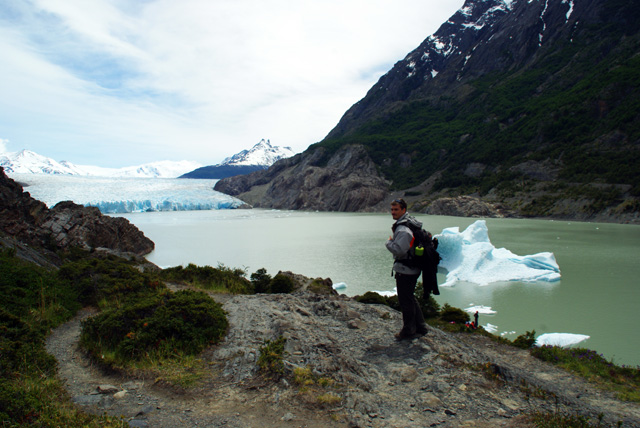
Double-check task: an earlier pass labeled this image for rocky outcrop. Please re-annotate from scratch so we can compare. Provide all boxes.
[0,167,154,260]
[419,195,511,218]
[214,145,390,212]
[43,201,155,255]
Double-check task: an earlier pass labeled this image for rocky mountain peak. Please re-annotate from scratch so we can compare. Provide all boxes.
[327,0,592,139]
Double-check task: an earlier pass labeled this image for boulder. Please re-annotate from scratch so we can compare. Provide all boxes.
[423,196,506,218]
[0,167,154,260]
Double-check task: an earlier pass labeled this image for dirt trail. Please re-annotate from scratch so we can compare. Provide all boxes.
[46,292,640,427]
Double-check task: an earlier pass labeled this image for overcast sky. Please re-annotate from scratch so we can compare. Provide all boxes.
[0,0,463,167]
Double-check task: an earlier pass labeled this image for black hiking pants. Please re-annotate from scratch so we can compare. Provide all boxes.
[395,272,427,336]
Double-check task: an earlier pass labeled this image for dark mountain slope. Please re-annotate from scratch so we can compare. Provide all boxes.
[216,0,640,222]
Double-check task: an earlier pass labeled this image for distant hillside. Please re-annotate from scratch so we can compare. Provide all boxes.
[181,164,267,180]
[181,139,295,179]
[216,0,640,223]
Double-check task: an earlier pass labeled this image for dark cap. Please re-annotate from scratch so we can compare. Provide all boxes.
[391,198,407,210]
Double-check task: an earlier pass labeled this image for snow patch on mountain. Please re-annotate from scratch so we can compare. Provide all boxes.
[220,139,295,167]
[0,150,201,178]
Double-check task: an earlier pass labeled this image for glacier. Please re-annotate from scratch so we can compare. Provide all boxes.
[9,173,245,213]
[436,220,561,287]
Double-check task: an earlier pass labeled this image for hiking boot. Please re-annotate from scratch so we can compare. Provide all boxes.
[394,331,418,341]
[416,326,429,336]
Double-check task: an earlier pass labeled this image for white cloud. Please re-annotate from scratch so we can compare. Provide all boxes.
[0,138,9,154]
[0,0,464,167]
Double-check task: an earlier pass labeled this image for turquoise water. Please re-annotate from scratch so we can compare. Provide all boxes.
[118,210,640,366]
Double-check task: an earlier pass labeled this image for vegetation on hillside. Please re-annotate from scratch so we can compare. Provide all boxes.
[311,8,640,216]
[0,248,126,427]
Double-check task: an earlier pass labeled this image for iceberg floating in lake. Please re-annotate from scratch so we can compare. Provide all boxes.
[464,305,497,315]
[436,220,561,287]
[535,333,590,347]
[332,282,347,290]
[484,323,498,333]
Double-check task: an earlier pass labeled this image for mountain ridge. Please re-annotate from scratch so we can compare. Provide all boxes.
[0,149,202,178]
[180,139,296,179]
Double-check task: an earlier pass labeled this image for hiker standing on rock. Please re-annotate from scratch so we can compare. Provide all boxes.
[386,198,428,341]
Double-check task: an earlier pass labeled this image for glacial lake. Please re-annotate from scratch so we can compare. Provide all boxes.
[117,209,640,367]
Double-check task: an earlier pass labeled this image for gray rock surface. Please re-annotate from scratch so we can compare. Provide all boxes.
[46,290,640,427]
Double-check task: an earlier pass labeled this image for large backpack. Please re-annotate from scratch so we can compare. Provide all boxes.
[393,216,440,295]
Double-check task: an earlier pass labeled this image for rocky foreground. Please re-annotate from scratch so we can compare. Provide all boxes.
[47,287,640,428]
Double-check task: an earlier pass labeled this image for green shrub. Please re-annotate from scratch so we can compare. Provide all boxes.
[354,291,388,305]
[269,273,294,294]
[80,289,228,364]
[415,282,441,318]
[439,303,470,324]
[528,411,595,427]
[57,255,162,306]
[385,295,401,311]
[250,268,272,293]
[531,346,640,402]
[159,263,252,294]
[257,336,287,378]
[513,330,537,349]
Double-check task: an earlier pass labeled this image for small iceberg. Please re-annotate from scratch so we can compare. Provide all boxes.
[332,282,347,290]
[535,333,590,347]
[436,220,561,287]
[484,323,498,333]
[464,305,497,315]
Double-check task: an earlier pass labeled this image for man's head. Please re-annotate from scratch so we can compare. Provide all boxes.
[390,198,407,220]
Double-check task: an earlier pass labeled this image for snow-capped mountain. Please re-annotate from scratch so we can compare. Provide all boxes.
[220,139,295,167]
[1,149,79,175]
[0,149,202,178]
[180,139,295,179]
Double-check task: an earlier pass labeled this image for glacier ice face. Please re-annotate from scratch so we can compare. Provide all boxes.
[436,220,561,287]
[9,174,245,213]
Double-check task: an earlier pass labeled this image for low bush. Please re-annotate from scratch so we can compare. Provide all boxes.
[57,255,163,306]
[531,346,640,402]
[354,291,388,305]
[80,289,228,364]
[513,330,537,349]
[270,273,294,294]
[250,267,272,293]
[415,282,441,318]
[257,336,287,378]
[439,303,470,324]
[528,411,596,427]
[159,263,252,294]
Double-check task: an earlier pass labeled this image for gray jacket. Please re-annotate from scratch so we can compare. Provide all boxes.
[385,213,421,275]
